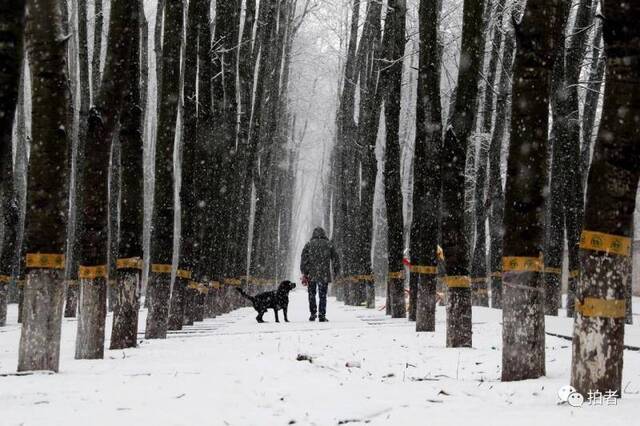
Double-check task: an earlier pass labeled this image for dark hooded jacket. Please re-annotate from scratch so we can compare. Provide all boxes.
[300,227,341,282]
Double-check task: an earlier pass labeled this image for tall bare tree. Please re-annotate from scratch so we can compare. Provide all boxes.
[0,0,25,187]
[110,0,145,349]
[146,0,184,339]
[18,0,70,372]
[501,0,562,381]
[75,0,137,359]
[411,0,443,331]
[381,0,407,319]
[441,0,485,347]
[571,0,640,397]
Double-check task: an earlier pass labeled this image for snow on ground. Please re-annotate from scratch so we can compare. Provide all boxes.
[1,292,640,426]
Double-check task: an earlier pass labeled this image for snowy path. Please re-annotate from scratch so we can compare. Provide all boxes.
[1,291,640,425]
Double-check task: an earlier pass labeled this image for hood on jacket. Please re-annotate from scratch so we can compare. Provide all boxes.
[312,227,327,240]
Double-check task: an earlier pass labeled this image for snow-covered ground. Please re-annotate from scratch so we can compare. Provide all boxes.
[1,292,639,426]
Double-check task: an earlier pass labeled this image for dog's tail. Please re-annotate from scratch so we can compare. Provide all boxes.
[234,287,255,302]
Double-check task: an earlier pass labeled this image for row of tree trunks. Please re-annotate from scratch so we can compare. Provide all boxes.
[146,0,183,339]
[441,0,485,347]
[17,0,70,372]
[501,0,562,382]
[411,0,443,332]
[571,0,640,397]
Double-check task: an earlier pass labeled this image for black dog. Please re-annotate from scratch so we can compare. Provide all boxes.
[235,280,296,323]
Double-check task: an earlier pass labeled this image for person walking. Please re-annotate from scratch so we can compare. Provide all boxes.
[300,227,341,322]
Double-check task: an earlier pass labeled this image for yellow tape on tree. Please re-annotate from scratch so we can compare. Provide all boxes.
[544,266,562,275]
[224,278,242,286]
[470,277,486,283]
[79,265,108,279]
[151,264,172,274]
[490,272,502,278]
[211,281,221,289]
[411,265,437,275]
[117,257,143,270]
[388,271,404,280]
[575,297,626,319]
[443,276,471,288]
[26,253,65,270]
[580,230,631,257]
[502,256,543,272]
[177,269,192,280]
[570,270,580,278]
[0,275,10,283]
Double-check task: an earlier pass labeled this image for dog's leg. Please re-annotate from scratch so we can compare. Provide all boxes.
[273,308,279,323]
[283,304,289,322]
[257,311,266,323]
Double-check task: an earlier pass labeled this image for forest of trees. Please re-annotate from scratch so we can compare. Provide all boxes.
[0,0,306,369]
[0,0,638,400]
[326,0,638,396]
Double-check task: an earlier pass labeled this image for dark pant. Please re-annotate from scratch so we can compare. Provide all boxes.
[308,281,328,317]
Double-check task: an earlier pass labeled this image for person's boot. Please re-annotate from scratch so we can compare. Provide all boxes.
[319,316,328,322]
[309,314,316,321]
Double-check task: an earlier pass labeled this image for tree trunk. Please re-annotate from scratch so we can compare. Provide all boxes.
[0,0,25,188]
[18,0,70,372]
[380,0,407,319]
[76,0,136,359]
[546,0,593,317]
[501,0,562,381]
[571,1,640,397]
[146,0,183,339]
[411,0,443,332]
[192,0,214,318]
[442,0,485,347]
[0,1,25,323]
[64,0,91,319]
[487,6,515,310]
[91,0,102,96]
[110,0,144,350]
[169,0,199,332]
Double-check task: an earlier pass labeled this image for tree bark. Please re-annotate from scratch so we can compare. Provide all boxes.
[442,0,485,347]
[146,0,183,339]
[411,0,443,332]
[380,0,407,319]
[546,0,593,317]
[487,5,515,310]
[169,0,199,332]
[110,0,144,350]
[501,0,562,381]
[76,0,136,359]
[0,1,25,322]
[0,0,25,188]
[18,0,70,372]
[64,0,91,319]
[91,0,102,96]
[571,0,640,397]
